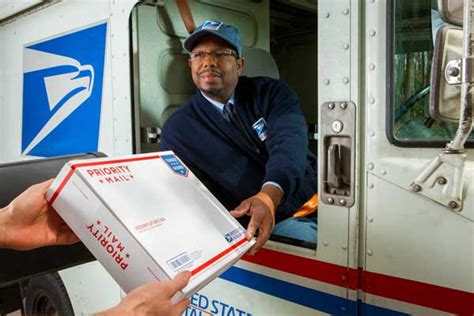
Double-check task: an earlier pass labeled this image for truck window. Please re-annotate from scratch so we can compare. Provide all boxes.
[389,0,474,146]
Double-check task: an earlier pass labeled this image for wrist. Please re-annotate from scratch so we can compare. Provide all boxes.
[258,186,283,217]
[0,205,10,249]
[94,303,126,316]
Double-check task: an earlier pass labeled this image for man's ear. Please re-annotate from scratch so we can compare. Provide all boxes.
[237,58,245,75]
[188,59,192,68]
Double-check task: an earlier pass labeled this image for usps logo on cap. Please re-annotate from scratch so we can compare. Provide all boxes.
[161,154,189,177]
[252,118,268,142]
[202,20,224,30]
[22,22,107,157]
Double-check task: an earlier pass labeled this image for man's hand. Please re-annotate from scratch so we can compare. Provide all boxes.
[0,179,79,250]
[97,271,191,316]
[230,185,283,255]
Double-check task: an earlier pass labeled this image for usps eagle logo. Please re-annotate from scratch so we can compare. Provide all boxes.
[22,23,107,157]
[202,20,223,30]
[161,154,189,177]
[252,117,268,141]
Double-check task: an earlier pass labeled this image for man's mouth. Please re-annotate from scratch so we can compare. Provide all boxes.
[200,71,222,80]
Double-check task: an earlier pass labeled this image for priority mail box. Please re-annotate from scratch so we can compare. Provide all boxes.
[47,151,254,303]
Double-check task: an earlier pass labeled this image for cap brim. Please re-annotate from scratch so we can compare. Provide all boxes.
[184,29,239,56]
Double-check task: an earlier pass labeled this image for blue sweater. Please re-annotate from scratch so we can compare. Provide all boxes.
[160,76,317,222]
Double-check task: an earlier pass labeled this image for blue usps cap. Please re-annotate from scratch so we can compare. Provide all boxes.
[184,20,242,57]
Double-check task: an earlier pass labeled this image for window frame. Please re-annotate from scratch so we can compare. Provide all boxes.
[386,0,474,148]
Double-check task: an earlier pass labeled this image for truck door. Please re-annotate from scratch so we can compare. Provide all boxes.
[361,0,474,314]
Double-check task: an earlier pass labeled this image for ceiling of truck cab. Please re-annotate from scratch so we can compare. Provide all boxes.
[270,0,316,42]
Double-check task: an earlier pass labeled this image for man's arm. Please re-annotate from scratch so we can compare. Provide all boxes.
[262,80,309,198]
[232,79,309,254]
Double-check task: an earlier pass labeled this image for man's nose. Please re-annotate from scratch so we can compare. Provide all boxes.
[202,53,217,66]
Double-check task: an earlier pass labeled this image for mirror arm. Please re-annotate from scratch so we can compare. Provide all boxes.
[410,0,473,212]
[446,0,474,152]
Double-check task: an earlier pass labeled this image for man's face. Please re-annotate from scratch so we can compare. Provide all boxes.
[188,35,245,103]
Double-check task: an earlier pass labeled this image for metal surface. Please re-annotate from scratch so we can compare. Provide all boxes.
[366,1,474,313]
[445,59,462,84]
[410,151,466,211]
[140,126,161,143]
[447,0,474,151]
[0,0,60,26]
[318,0,360,278]
[462,56,474,82]
[320,101,356,208]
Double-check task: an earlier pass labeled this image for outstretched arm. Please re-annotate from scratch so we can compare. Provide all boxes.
[96,271,191,316]
[0,179,79,250]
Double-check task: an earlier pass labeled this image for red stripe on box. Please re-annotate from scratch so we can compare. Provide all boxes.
[48,155,161,205]
[191,238,248,276]
[48,167,77,204]
[72,155,161,168]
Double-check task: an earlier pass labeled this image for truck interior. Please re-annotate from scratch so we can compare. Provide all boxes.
[130,0,318,249]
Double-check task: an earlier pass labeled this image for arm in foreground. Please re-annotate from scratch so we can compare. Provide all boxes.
[0,179,79,250]
[96,271,191,316]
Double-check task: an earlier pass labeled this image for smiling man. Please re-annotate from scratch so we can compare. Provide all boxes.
[160,21,317,255]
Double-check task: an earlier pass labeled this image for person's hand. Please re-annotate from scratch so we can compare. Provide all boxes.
[231,185,283,255]
[0,179,79,250]
[97,271,191,316]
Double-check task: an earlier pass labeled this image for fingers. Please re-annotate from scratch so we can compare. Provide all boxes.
[230,200,251,218]
[248,227,270,255]
[57,230,80,245]
[245,209,263,240]
[166,271,191,295]
[37,179,55,195]
[173,297,190,315]
[42,178,55,188]
[246,208,274,255]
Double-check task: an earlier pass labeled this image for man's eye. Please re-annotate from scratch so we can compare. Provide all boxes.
[190,52,204,59]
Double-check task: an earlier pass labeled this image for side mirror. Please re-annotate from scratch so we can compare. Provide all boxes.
[430,0,465,123]
[429,25,463,123]
[411,0,472,212]
[438,0,463,26]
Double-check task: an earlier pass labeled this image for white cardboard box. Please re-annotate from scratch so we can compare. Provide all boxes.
[46,151,254,303]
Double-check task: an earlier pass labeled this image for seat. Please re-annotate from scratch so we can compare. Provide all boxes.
[241,47,280,79]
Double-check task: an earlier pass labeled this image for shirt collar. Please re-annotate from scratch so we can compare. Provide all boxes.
[200,91,235,113]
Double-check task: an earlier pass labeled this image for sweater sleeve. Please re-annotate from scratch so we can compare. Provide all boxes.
[262,79,309,202]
